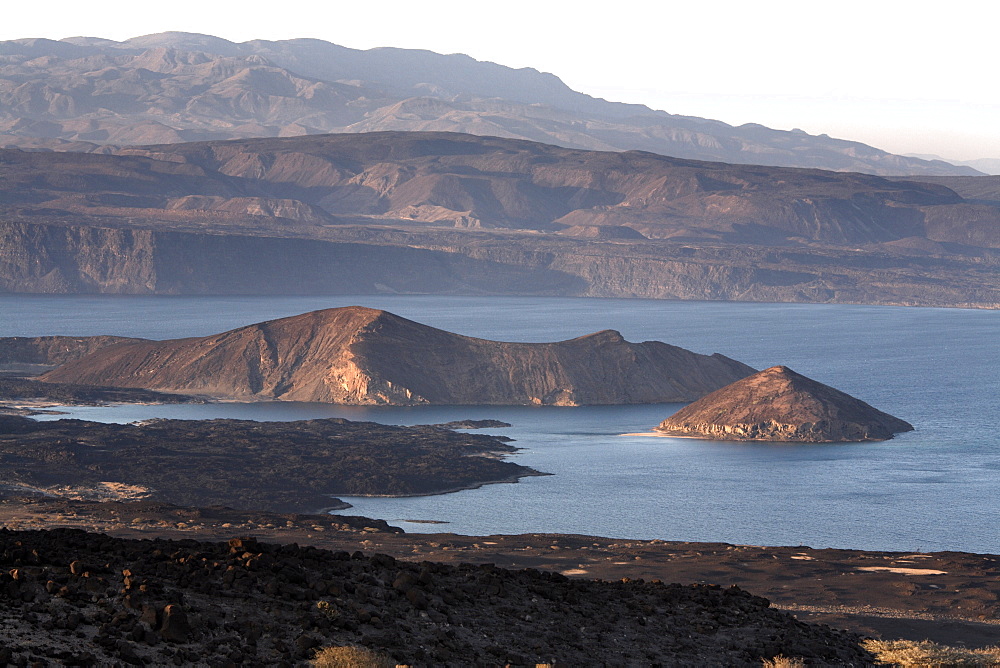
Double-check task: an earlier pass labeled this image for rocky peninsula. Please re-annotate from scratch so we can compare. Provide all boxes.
[39,306,755,405]
[655,365,914,442]
[0,415,540,513]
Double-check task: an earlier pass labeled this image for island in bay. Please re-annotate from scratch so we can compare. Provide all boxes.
[33,306,755,405]
[655,365,914,442]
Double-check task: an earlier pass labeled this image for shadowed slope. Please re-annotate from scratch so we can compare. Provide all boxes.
[656,365,913,442]
[41,306,754,405]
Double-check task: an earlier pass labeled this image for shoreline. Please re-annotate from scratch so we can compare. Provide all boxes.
[328,469,552,502]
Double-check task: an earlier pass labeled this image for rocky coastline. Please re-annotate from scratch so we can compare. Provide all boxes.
[0,415,541,514]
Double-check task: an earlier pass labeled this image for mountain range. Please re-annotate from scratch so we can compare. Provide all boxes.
[1,130,998,306]
[0,32,979,177]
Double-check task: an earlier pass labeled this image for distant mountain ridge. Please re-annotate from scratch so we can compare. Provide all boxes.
[0,32,978,176]
[1,131,998,307]
[2,131,994,245]
[907,154,1000,176]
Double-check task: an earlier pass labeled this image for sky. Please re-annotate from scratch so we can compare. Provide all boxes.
[4,0,997,162]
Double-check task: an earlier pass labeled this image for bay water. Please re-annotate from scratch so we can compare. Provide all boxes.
[1,294,998,553]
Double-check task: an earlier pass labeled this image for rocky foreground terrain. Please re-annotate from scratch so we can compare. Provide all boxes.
[38,306,754,405]
[4,496,1000,661]
[0,526,872,666]
[655,366,913,442]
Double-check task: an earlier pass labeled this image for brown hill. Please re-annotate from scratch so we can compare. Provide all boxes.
[0,32,976,176]
[40,306,754,405]
[655,365,913,442]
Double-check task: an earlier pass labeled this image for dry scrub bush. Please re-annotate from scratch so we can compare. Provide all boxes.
[762,657,806,668]
[863,639,1000,667]
[312,645,396,668]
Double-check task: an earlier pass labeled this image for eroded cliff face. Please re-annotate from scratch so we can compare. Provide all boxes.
[2,220,998,307]
[40,307,755,405]
[655,366,913,442]
[0,222,159,293]
[0,221,585,296]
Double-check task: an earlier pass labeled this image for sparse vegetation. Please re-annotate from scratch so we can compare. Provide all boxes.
[863,639,1000,667]
[312,646,396,668]
[763,656,806,668]
[315,600,340,621]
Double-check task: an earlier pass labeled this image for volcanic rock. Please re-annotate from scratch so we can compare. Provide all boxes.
[655,365,913,442]
[0,527,873,666]
[0,414,540,511]
[41,306,754,405]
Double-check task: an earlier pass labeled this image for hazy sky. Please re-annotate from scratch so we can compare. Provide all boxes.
[5,0,997,161]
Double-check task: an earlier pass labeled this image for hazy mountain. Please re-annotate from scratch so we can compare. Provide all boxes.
[0,32,978,176]
[1,131,998,307]
[908,154,1000,176]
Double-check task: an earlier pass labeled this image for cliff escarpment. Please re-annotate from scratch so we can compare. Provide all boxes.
[2,219,998,307]
[41,307,755,405]
[1,132,998,307]
[0,220,584,296]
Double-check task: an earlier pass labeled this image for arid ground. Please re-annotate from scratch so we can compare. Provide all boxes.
[3,495,997,651]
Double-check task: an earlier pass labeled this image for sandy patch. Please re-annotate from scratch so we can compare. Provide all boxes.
[561,569,589,576]
[2,481,153,502]
[856,566,947,575]
[791,555,816,561]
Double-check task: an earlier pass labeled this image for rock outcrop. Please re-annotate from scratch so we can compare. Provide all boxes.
[655,365,913,442]
[41,306,754,405]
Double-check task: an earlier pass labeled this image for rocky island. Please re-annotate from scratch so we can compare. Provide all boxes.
[39,306,755,405]
[655,365,914,442]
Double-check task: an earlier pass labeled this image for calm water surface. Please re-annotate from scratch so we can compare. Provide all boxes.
[2,295,998,553]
